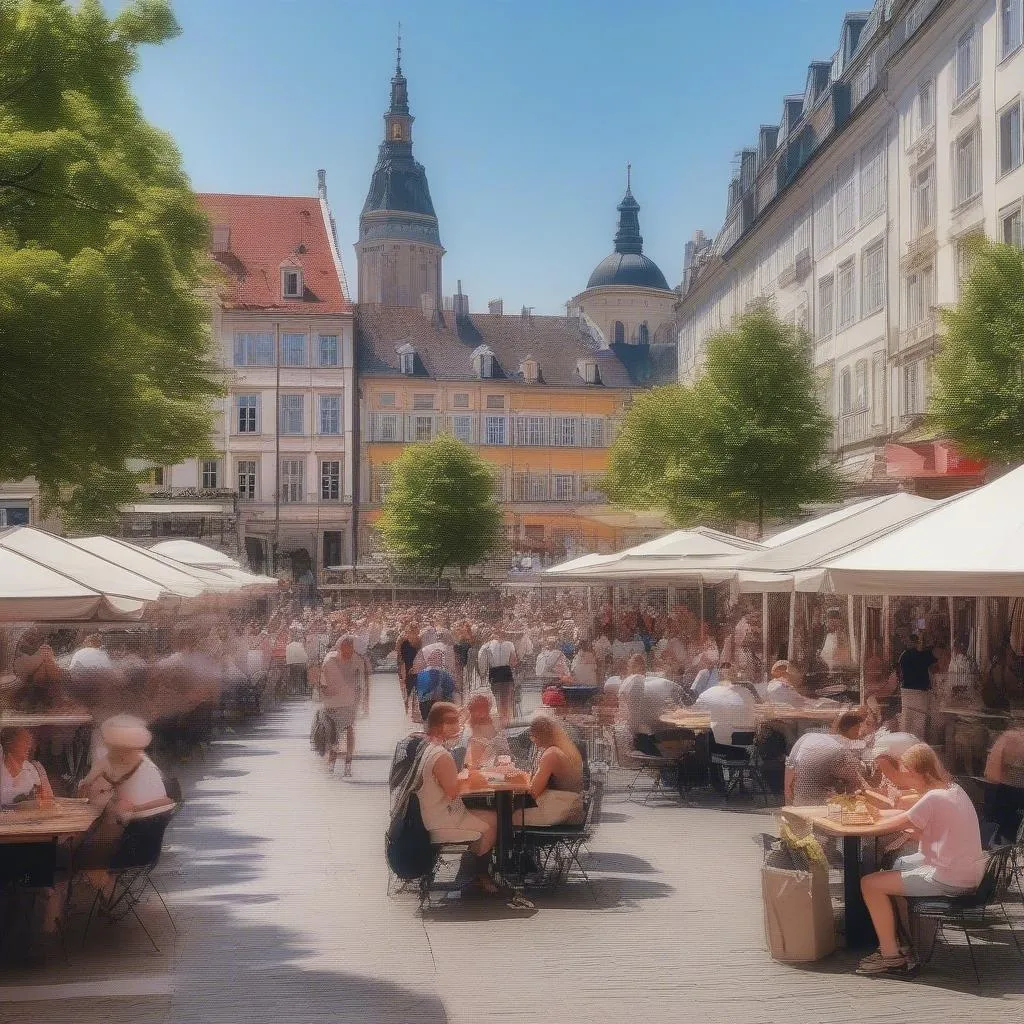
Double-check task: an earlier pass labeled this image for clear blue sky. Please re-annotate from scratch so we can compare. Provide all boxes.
[123,0,857,314]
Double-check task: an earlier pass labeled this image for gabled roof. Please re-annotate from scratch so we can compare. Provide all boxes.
[355,307,676,388]
[197,193,352,314]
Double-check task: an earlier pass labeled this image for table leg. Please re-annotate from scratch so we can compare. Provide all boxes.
[495,791,514,883]
[842,836,877,949]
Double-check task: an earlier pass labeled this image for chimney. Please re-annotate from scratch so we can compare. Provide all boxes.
[521,306,533,324]
[452,279,470,319]
[488,298,504,316]
[317,169,327,201]
[211,224,230,253]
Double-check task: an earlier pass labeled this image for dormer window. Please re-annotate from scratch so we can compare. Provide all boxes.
[577,358,600,385]
[520,356,539,382]
[281,265,303,299]
[472,344,496,379]
[396,342,417,376]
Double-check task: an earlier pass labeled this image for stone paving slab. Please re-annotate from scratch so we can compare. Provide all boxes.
[1,675,1022,1023]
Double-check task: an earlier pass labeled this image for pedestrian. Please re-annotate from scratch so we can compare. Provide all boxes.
[319,635,367,777]
[413,649,457,722]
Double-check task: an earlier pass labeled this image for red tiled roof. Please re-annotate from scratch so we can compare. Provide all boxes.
[196,193,352,314]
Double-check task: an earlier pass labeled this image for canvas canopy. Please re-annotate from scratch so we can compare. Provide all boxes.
[543,527,759,581]
[0,527,163,622]
[149,539,239,569]
[823,465,1024,596]
[70,537,216,598]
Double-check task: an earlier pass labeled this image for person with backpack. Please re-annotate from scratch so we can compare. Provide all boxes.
[413,649,457,722]
[412,702,498,894]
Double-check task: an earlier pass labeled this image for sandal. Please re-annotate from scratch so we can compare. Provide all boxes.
[856,950,909,975]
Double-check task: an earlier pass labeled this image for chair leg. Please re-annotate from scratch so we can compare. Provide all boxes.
[81,891,100,949]
[999,902,1023,958]
[147,879,177,934]
[130,905,161,954]
[961,922,980,985]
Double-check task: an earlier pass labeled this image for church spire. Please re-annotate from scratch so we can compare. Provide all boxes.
[390,23,409,115]
[613,166,643,255]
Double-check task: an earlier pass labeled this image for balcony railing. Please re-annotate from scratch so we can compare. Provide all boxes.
[900,228,937,271]
[898,315,938,353]
[839,409,887,447]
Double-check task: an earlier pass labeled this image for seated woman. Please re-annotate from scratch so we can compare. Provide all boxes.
[76,715,174,891]
[857,743,987,975]
[570,641,599,687]
[0,727,55,807]
[416,702,499,893]
[983,727,1024,842]
[462,693,510,770]
[518,712,585,827]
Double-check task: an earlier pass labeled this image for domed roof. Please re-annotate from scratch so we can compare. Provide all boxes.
[585,177,672,293]
[587,252,670,291]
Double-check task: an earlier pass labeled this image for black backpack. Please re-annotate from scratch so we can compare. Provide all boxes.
[385,792,436,880]
[385,735,436,881]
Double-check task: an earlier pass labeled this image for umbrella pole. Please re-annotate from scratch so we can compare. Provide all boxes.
[859,595,868,704]
[762,591,769,683]
[848,594,858,666]
[787,589,796,661]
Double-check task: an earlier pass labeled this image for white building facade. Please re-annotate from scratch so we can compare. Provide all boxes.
[677,0,1023,494]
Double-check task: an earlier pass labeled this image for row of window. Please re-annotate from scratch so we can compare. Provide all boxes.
[366,468,606,505]
[235,394,342,436]
[816,239,885,337]
[233,333,342,368]
[199,458,345,503]
[367,413,610,447]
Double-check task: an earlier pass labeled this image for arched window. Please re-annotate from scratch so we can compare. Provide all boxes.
[613,321,624,344]
[637,322,650,345]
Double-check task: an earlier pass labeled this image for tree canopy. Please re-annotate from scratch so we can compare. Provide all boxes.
[606,305,839,535]
[376,434,504,578]
[930,237,1024,462]
[0,0,221,528]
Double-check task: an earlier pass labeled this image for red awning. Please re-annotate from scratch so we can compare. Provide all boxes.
[885,440,987,479]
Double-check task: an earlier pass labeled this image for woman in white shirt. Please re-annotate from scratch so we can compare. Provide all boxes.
[858,743,987,975]
[570,641,600,686]
[0,727,54,807]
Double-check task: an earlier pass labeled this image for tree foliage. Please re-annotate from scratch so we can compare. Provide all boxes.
[930,237,1024,462]
[0,0,222,528]
[606,306,839,535]
[376,434,504,577]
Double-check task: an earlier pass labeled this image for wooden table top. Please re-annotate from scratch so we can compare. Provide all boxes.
[0,711,93,728]
[756,705,844,723]
[779,804,907,838]
[458,769,530,795]
[659,712,712,731]
[0,797,100,843]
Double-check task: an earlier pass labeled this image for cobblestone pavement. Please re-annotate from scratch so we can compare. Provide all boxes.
[2,675,1022,1023]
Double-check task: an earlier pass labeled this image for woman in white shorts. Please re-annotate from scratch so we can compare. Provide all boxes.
[857,743,987,975]
[417,702,498,893]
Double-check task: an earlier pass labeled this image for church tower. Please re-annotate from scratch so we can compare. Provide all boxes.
[356,39,444,309]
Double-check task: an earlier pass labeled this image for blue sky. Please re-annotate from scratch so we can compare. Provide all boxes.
[124,0,857,314]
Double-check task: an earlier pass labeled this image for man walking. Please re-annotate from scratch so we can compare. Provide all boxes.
[319,635,367,777]
[413,649,457,723]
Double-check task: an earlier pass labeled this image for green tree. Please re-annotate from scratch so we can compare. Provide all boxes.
[930,237,1024,462]
[607,306,838,535]
[377,434,503,579]
[0,0,221,529]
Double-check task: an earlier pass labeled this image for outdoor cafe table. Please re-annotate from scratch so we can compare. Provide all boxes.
[755,705,844,726]
[658,711,712,732]
[780,804,909,949]
[458,769,530,889]
[0,797,99,845]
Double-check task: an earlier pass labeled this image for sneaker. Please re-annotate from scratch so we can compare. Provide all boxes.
[856,950,909,975]
[343,761,352,777]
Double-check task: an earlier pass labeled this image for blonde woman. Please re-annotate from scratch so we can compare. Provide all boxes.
[857,743,987,975]
[519,712,584,827]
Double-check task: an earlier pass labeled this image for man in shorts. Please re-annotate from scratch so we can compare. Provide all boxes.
[319,635,367,777]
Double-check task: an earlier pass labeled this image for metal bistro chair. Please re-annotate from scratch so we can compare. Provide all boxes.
[81,805,178,953]
[907,845,1024,984]
[519,779,604,897]
[711,731,772,805]
[610,726,679,805]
